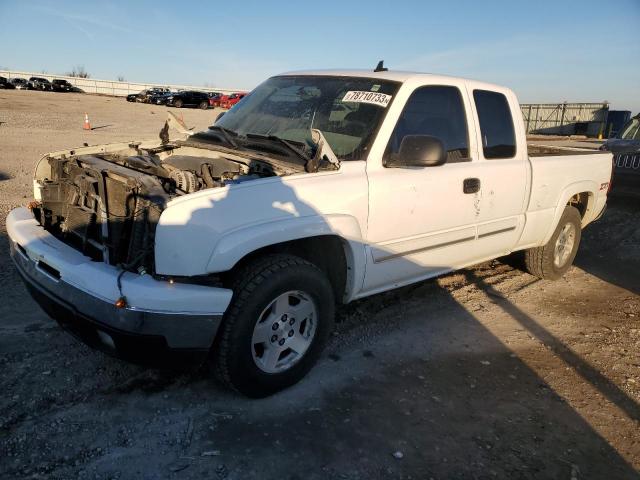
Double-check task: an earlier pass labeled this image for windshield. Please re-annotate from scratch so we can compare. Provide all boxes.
[215,75,400,160]
[619,118,640,140]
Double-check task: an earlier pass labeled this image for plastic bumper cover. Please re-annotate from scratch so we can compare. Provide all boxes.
[7,208,233,364]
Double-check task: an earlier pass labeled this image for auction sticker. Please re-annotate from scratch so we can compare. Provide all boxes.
[342,91,392,107]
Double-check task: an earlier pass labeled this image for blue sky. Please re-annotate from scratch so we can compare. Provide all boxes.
[1,0,638,113]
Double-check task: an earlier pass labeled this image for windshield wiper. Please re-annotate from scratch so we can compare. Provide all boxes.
[245,133,310,163]
[207,125,239,148]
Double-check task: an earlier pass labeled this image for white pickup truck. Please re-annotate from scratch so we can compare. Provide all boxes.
[7,69,613,397]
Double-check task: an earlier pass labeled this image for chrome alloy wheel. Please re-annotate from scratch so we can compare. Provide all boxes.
[553,222,576,268]
[251,290,318,373]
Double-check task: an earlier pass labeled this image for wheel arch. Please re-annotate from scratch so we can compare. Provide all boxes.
[227,235,357,304]
[207,215,366,303]
[541,182,597,245]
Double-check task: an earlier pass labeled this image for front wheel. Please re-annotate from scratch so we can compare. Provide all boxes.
[524,205,582,280]
[212,254,335,397]
[198,100,209,110]
[173,99,183,108]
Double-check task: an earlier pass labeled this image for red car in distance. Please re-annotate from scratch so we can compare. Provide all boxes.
[208,93,224,108]
[220,92,247,109]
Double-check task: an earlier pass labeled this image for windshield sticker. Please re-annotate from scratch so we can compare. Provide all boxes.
[342,91,392,107]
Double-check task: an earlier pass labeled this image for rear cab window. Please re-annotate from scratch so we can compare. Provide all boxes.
[473,90,516,159]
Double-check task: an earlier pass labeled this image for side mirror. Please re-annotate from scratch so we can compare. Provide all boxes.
[214,111,225,124]
[388,135,447,168]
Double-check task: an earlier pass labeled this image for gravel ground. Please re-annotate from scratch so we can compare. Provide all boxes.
[1,90,639,479]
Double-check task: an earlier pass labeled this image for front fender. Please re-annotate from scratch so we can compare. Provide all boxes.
[153,167,369,281]
[206,214,363,271]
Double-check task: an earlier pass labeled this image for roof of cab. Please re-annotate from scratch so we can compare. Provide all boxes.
[277,69,509,93]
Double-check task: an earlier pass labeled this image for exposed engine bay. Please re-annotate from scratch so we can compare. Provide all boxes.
[31,135,306,274]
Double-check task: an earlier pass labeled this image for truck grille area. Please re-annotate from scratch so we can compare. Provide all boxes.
[34,155,172,272]
[614,153,640,174]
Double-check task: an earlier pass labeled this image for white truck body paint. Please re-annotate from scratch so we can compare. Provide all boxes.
[152,70,611,303]
[12,69,613,313]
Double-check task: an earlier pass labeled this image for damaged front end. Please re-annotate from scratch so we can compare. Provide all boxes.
[30,131,305,276]
[32,150,170,273]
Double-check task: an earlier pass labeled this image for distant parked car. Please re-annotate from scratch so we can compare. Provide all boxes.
[148,91,174,105]
[126,88,170,103]
[28,77,53,91]
[145,88,170,102]
[209,93,226,108]
[10,78,29,90]
[165,90,210,109]
[600,114,640,196]
[0,76,15,89]
[220,92,248,109]
[51,79,74,92]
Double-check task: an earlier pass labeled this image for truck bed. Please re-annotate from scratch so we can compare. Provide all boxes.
[528,144,609,157]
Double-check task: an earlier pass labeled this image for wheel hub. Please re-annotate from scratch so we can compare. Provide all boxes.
[553,222,576,268]
[251,290,318,373]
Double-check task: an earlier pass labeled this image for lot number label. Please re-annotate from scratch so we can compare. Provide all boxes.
[342,91,392,107]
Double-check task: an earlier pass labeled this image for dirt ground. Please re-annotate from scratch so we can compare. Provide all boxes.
[1,90,639,479]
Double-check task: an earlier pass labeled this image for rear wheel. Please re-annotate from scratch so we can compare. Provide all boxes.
[212,254,335,397]
[174,99,183,108]
[524,206,582,280]
[198,100,209,110]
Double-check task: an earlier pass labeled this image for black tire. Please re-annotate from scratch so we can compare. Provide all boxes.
[198,100,209,110]
[524,205,582,280]
[212,254,335,398]
[174,99,183,108]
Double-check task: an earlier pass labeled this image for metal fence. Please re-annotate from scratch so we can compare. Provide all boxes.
[521,102,609,137]
[0,70,240,97]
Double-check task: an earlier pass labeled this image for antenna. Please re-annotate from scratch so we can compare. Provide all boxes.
[374,60,388,72]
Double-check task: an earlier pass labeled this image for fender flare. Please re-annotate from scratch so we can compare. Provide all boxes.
[541,180,597,245]
[205,214,367,300]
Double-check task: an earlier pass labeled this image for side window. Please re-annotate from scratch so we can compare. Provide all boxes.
[473,90,516,159]
[385,86,470,164]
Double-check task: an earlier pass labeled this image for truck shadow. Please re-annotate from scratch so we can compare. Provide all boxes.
[573,195,640,295]
[3,171,639,478]
[462,269,640,423]
[188,268,639,478]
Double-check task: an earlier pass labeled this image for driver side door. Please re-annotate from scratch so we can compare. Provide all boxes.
[363,83,484,294]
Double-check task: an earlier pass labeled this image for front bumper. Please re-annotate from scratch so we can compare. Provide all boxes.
[7,208,233,365]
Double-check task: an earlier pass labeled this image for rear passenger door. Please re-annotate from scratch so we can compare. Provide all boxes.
[466,88,528,260]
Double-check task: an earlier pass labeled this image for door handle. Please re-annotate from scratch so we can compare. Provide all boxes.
[463,178,481,194]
